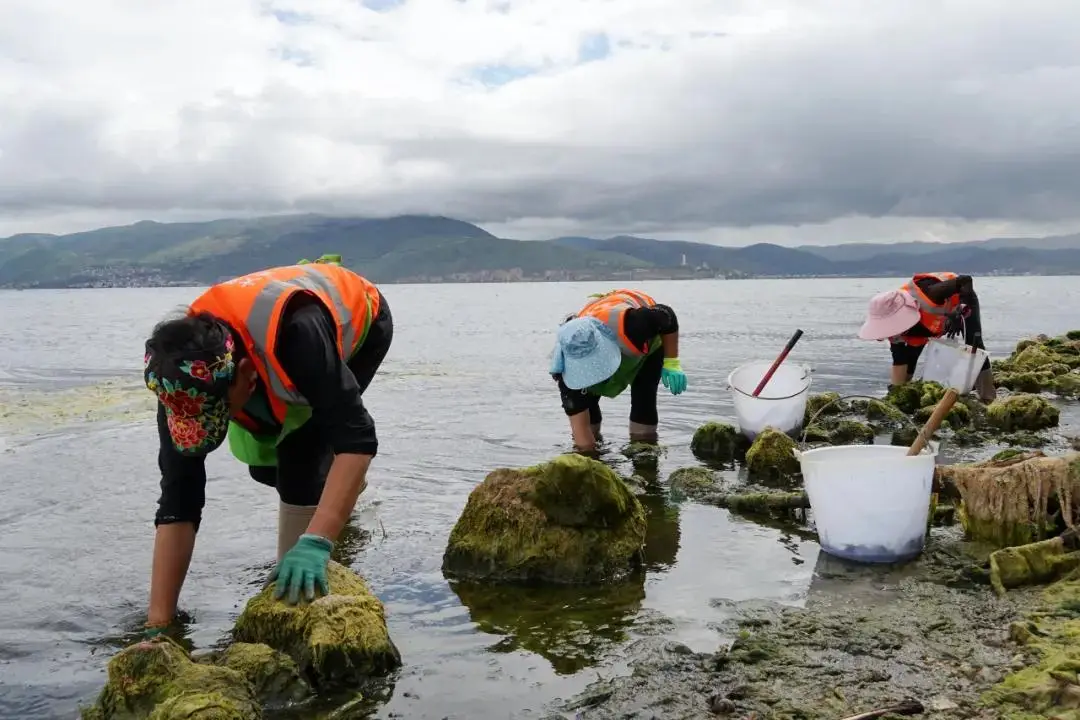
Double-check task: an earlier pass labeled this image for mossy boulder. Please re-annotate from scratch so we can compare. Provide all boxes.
[689,422,749,464]
[803,392,846,425]
[1053,372,1080,399]
[986,394,1060,432]
[885,380,945,414]
[864,399,907,424]
[232,561,401,691]
[668,467,721,502]
[914,401,971,430]
[80,636,260,720]
[826,419,876,445]
[441,454,647,584]
[996,370,1056,393]
[207,643,310,706]
[744,427,800,481]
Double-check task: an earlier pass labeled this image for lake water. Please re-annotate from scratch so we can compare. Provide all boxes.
[1,277,1078,719]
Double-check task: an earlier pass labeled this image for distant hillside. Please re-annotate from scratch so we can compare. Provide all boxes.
[2,213,1080,288]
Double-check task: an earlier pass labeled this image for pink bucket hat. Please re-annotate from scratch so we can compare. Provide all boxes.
[858,289,921,340]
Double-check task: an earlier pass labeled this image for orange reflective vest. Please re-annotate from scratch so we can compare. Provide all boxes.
[189,263,380,429]
[894,271,959,347]
[577,289,657,356]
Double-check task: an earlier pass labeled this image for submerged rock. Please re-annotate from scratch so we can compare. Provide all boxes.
[935,452,1080,547]
[803,417,874,445]
[233,561,401,691]
[864,398,907,424]
[689,422,748,464]
[744,427,800,481]
[667,467,721,502]
[986,394,1060,432]
[441,454,647,584]
[80,636,260,720]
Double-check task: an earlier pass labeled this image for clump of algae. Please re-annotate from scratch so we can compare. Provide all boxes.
[441,453,647,584]
[936,452,1080,547]
[744,427,800,481]
[79,636,260,720]
[987,394,1061,433]
[689,422,749,464]
[232,561,401,691]
[208,643,311,706]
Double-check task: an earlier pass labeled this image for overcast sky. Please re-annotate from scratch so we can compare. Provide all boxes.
[2,1,1080,246]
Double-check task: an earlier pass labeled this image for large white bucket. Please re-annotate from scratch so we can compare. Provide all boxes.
[916,338,990,394]
[727,361,812,440]
[796,444,938,564]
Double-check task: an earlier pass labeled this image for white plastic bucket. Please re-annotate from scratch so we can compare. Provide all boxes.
[916,338,990,394]
[727,361,812,440]
[796,444,938,564]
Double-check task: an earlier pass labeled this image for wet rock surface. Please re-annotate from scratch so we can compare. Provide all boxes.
[441,453,648,583]
[565,533,1023,720]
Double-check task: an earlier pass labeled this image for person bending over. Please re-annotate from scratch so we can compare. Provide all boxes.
[550,289,687,453]
[140,256,392,635]
[857,272,995,402]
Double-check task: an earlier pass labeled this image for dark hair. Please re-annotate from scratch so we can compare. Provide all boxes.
[147,310,229,358]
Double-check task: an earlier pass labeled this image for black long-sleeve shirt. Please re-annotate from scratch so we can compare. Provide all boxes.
[154,296,378,528]
[555,304,679,414]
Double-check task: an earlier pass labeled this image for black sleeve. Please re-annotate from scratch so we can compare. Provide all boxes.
[155,402,208,530]
[921,275,975,305]
[276,300,378,457]
[622,304,679,350]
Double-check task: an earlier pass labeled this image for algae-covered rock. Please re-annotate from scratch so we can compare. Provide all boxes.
[210,643,311,706]
[935,452,1080,547]
[996,370,1056,393]
[441,454,647,584]
[988,533,1080,596]
[1053,371,1080,399]
[890,426,919,447]
[825,419,875,445]
[885,380,945,414]
[986,394,1060,432]
[914,401,971,430]
[80,636,260,720]
[667,467,720,502]
[689,422,748,464]
[865,399,907,424]
[233,561,401,691]
[802,392,846,425]
[744,427,800,481]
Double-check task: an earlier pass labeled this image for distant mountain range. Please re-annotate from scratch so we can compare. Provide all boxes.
[1,213,1078,288]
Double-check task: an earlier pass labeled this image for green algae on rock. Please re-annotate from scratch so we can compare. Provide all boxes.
[935,452,1080,547]
[986,394,1061,432]
[709,491,810,516]
[914,400,972,430]
[744,427,800,482]
[233,561,401,691]
[988,532,1080,596]
[803,392,846,425]
[441,454,647,584]
[885,379,945,414]
[864,398,907,424]
[688,422,748,464]
[207,643,311,706]
[80,636,261,720]
[667,466,720,502]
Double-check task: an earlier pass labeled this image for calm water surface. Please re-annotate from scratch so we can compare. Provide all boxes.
[1,277,1078,719]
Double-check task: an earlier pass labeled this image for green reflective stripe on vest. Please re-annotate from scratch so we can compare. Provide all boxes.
[588,336,662,398]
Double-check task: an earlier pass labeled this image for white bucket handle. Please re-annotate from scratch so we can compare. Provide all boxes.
[727,362,813,400]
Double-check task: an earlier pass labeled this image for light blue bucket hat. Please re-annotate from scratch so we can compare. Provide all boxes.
[549,317,623,390]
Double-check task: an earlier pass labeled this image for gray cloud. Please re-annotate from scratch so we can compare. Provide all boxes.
[1,0,1080,242]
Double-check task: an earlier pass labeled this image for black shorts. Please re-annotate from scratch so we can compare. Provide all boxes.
[556,349,665,426]
[249,293,393,505]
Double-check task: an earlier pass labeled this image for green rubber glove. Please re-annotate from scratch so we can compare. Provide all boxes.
[661,357,687,396]
[143,625,167,640]
[270,533,334,605]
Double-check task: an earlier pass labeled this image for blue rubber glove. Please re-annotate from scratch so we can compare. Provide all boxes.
[661,357,687,395]
[270,533,334,605]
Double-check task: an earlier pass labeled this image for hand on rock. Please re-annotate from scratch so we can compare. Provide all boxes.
[270,533,334,605]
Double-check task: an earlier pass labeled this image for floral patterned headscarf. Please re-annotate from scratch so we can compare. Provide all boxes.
[144,325,236,457]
